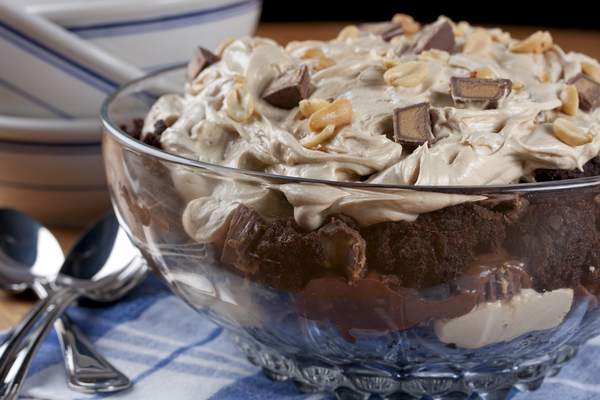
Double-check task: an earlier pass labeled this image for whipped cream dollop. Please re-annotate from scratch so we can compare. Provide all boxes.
[143,17,600,242]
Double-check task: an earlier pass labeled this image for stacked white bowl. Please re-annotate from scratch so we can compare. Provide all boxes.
[0,0,262,225]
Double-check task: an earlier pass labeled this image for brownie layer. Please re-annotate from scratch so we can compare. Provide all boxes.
[221,191,600,296]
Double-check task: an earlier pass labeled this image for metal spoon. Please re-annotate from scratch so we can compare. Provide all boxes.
[0,208,131,393]
[0,211,147,399]
[1,261,147,400]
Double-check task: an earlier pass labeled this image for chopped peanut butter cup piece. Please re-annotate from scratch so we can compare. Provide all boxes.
[392,102,433,147]
[261,65,310,109]
[221,204,265,274]
[450,77,512,109]
[478,268,522,302]
[405,20,455,55]
[358,21,404,41]
[186,47,220,82]
[317,218,366,285]
[568,73,600,111]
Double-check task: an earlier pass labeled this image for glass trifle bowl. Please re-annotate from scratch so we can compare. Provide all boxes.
[101,24,600,400]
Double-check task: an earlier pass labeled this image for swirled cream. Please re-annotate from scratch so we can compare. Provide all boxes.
[142,17,600,242]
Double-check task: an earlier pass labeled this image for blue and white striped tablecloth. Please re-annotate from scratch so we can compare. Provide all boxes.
[5,275,600,400]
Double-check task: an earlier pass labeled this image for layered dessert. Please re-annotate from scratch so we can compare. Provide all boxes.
[126,15,600,349]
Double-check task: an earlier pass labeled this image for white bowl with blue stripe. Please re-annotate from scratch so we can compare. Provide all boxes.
[0,115,111,226]
[25,0,263,73]
[0,21,118,119]
[0,1,144,119]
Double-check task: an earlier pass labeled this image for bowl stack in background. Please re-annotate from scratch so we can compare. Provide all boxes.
[0,0,262,226]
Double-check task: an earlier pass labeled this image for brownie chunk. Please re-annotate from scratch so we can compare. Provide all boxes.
[141,120,168,149]
[505,196,600,291]
[120,118,144,140]
[221,205,368,292]
[363,202,506,289]
[247,217,325,292]
[535,157,600,181]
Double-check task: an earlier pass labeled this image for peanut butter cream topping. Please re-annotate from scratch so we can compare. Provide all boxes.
[143,17,600,241]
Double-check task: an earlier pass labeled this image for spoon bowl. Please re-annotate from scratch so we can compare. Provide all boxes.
[56,212,140,287]
[0,208,64,289]
[0,209,140,394]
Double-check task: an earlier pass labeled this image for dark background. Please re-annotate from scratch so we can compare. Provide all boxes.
[259,2,598,30]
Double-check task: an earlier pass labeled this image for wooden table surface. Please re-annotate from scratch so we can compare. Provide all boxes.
[2,21,600,331]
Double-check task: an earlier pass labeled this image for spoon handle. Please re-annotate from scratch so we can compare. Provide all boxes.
[0,288,66,383]
[0,288,80,400]
[54,316,131,393]
[32,281,131,393]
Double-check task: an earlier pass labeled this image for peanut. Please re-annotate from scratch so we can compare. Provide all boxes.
[383,58,402,69]
[418,49,450,65]
[560,85,579,117]
[513,81,525,91]
[391,13,420,34]
[302,48,327,59]
[302,48,336,70]
[338,25,360,41]
[490,31,511,45]
[509,30,553,54]
[315,57,336,70]
[383,61,428,87]
[225,83,254,122]
[450,20,468,38]
[162,115,179,127]
[463,29,492,55]
[509,31,542,53]
[541,70,552,83]
[189,69,221,95]
[308,98,353,132]
[581,62,600,83]
[470,67,496,79]
[553,118,592,146]
[302,124,336,148]
[299,98,330,118]
[540,31,553,52]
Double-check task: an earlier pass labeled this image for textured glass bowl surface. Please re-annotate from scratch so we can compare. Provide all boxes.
[101,66,600,400]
